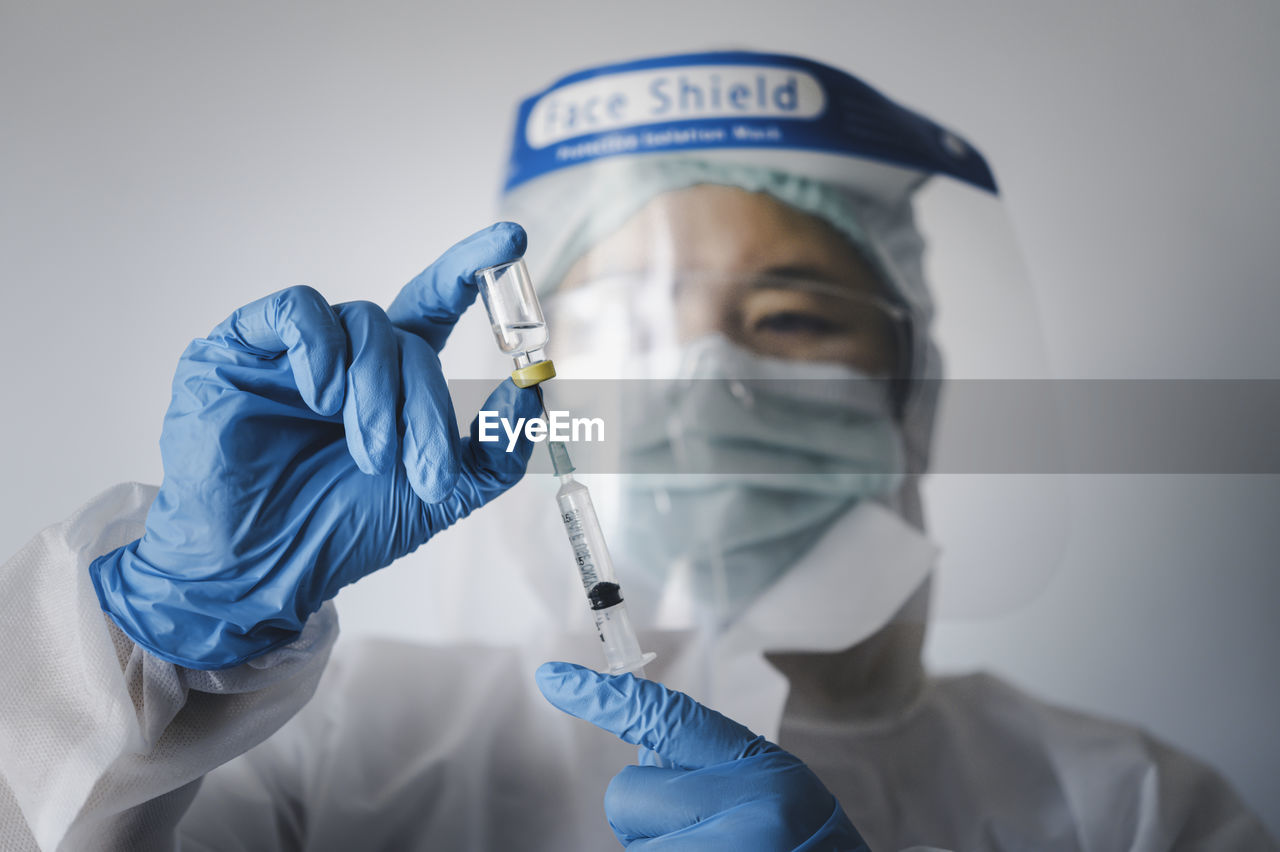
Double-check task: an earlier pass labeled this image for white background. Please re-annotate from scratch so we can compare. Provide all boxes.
[3,0,1277,836]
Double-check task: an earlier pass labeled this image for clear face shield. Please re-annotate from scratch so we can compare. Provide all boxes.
[506,166,1063,640]
[402,51,1066,655]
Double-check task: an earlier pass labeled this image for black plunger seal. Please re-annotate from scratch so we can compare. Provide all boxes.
[587,581,622,611]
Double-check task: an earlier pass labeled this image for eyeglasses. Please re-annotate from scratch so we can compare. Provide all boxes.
[546,271,911,379]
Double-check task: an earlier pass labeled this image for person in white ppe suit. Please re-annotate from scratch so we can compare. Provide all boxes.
[1,50,1273,851]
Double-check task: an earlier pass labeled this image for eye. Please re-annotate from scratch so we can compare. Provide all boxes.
[740,290,854,340]
[733,285,900,373]
[751,310,844,336]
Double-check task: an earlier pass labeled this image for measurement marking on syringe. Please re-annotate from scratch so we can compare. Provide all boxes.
[561,509,600,588]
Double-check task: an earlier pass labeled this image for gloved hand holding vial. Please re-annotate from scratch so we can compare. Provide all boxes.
[475,256,655,676]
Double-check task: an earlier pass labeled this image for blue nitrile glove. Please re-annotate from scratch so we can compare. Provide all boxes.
[89,222,539,670]
[535,662,869,851]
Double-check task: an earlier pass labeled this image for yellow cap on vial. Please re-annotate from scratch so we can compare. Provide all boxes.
[511,359,556,388]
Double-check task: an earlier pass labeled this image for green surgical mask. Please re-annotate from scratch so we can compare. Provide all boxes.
[610,335,906,626]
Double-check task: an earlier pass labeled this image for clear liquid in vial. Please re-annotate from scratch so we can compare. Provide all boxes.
[496,320,548,355]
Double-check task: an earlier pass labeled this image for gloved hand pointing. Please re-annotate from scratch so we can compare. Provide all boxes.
[536,661,869,851]
[90,222,539,670]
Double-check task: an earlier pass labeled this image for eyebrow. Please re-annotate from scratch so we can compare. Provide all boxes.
[667,264,875,299]
[754,263,844,283]
[752,263,893,303]
[670,267,849,300]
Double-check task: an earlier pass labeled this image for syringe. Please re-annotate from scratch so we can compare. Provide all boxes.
[475,257,655,677]
[550,441,655,675]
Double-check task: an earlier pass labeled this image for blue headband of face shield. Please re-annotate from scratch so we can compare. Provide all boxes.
[502,49,996,198]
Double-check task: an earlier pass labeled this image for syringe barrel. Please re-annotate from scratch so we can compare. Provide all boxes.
[556,477,616,590]
[550,456,658,678]
[475,259,548,357]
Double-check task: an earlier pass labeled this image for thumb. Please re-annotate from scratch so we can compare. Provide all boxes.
[461,377,542,493]
[423,378,542,530]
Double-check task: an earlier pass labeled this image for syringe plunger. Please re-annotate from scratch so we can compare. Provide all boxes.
[589,582,656,675]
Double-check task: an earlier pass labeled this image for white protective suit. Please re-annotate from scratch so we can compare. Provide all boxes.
[2,49,1275,851]
[0,483,1272,850]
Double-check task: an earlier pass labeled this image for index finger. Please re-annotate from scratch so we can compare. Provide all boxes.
[535,661,779,771]
[387,221,527,351]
